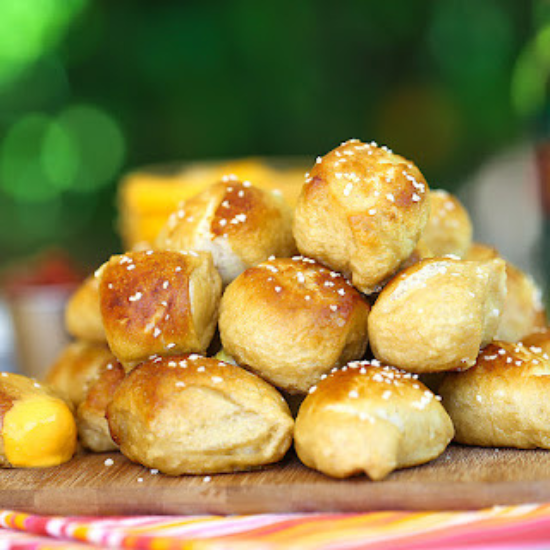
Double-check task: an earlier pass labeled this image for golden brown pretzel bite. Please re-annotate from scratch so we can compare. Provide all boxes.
[219,256,371,393]
[466,243,547,341]
[45,340,116,407]
[295,361,453,480]
[440,341,550,448]
[77,361,125,452]
[156,178,295,285]
[65,275,105,343]
[107,354,293,475]
[293,139,430,294]
[417,189,473,258]
[97,250,222,369]
[368,257,506,373]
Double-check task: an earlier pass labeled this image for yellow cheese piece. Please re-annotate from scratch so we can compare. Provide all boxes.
[117,158,307,249]
[3,397,77,467]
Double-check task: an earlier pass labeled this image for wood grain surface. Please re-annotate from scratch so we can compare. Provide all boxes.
[1,445,550,515]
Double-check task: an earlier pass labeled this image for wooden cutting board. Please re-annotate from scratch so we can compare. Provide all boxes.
[2,445,550,515]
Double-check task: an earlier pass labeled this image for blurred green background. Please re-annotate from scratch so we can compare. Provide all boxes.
[0,0,549,271]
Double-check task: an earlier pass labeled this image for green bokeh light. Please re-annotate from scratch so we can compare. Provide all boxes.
[41,121,80,191]
[0,0,87,87]
[512,25,550,118]
[0,113,58,202]
[0,105,125,204]
[55,105,126,193]
[0,1,538,266]
[535,24,550,63]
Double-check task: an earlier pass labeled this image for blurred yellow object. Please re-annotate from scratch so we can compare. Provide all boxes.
[118,157,307,250]
[0,373,77,468]
[4,396,77,468]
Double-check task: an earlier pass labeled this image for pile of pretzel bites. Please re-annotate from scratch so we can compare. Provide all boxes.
[2,139,548,480]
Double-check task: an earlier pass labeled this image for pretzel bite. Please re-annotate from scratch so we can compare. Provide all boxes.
[417,190,472,258]
[390,190,471,268]
[465,243,547,341]
[106,354,293,475]
[522,327,550,356]
[155,177,295,285]
[98,250,222,369]
[77,360,125,452]
[368,258,506,373]
[497,263,546,342]
[293,140,430,294]
[219,257,371,394]
[295,361,453,480]
[45,341,117,407]
[65,275,105,342]
[0,373,77,468]
[439,342,550,448]
[464,242,499,261]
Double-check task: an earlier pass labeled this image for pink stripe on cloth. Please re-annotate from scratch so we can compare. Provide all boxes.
[1,506,550,549]
[0,527,101,549]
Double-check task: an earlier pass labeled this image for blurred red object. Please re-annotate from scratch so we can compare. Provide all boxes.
[1,249,84,294]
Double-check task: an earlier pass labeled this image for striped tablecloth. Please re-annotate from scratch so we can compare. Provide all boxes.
[2,505,550,549]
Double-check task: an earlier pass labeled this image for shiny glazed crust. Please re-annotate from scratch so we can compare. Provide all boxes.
[521,327,550,356]
[219,257,371,393]
[155,178,296,285]
[368,258,507,373]
[293,140,430,294]
[439,342,550,448]
[98,250,222,369]
[106,354,293,475]
[294,362,454,480]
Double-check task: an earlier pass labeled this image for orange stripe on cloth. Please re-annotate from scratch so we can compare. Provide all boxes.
[2,506,550,549]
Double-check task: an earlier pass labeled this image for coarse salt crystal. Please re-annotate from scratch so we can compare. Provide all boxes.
[129,292,142,302]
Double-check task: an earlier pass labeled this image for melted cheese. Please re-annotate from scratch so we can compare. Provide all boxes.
[3,397,77,467]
